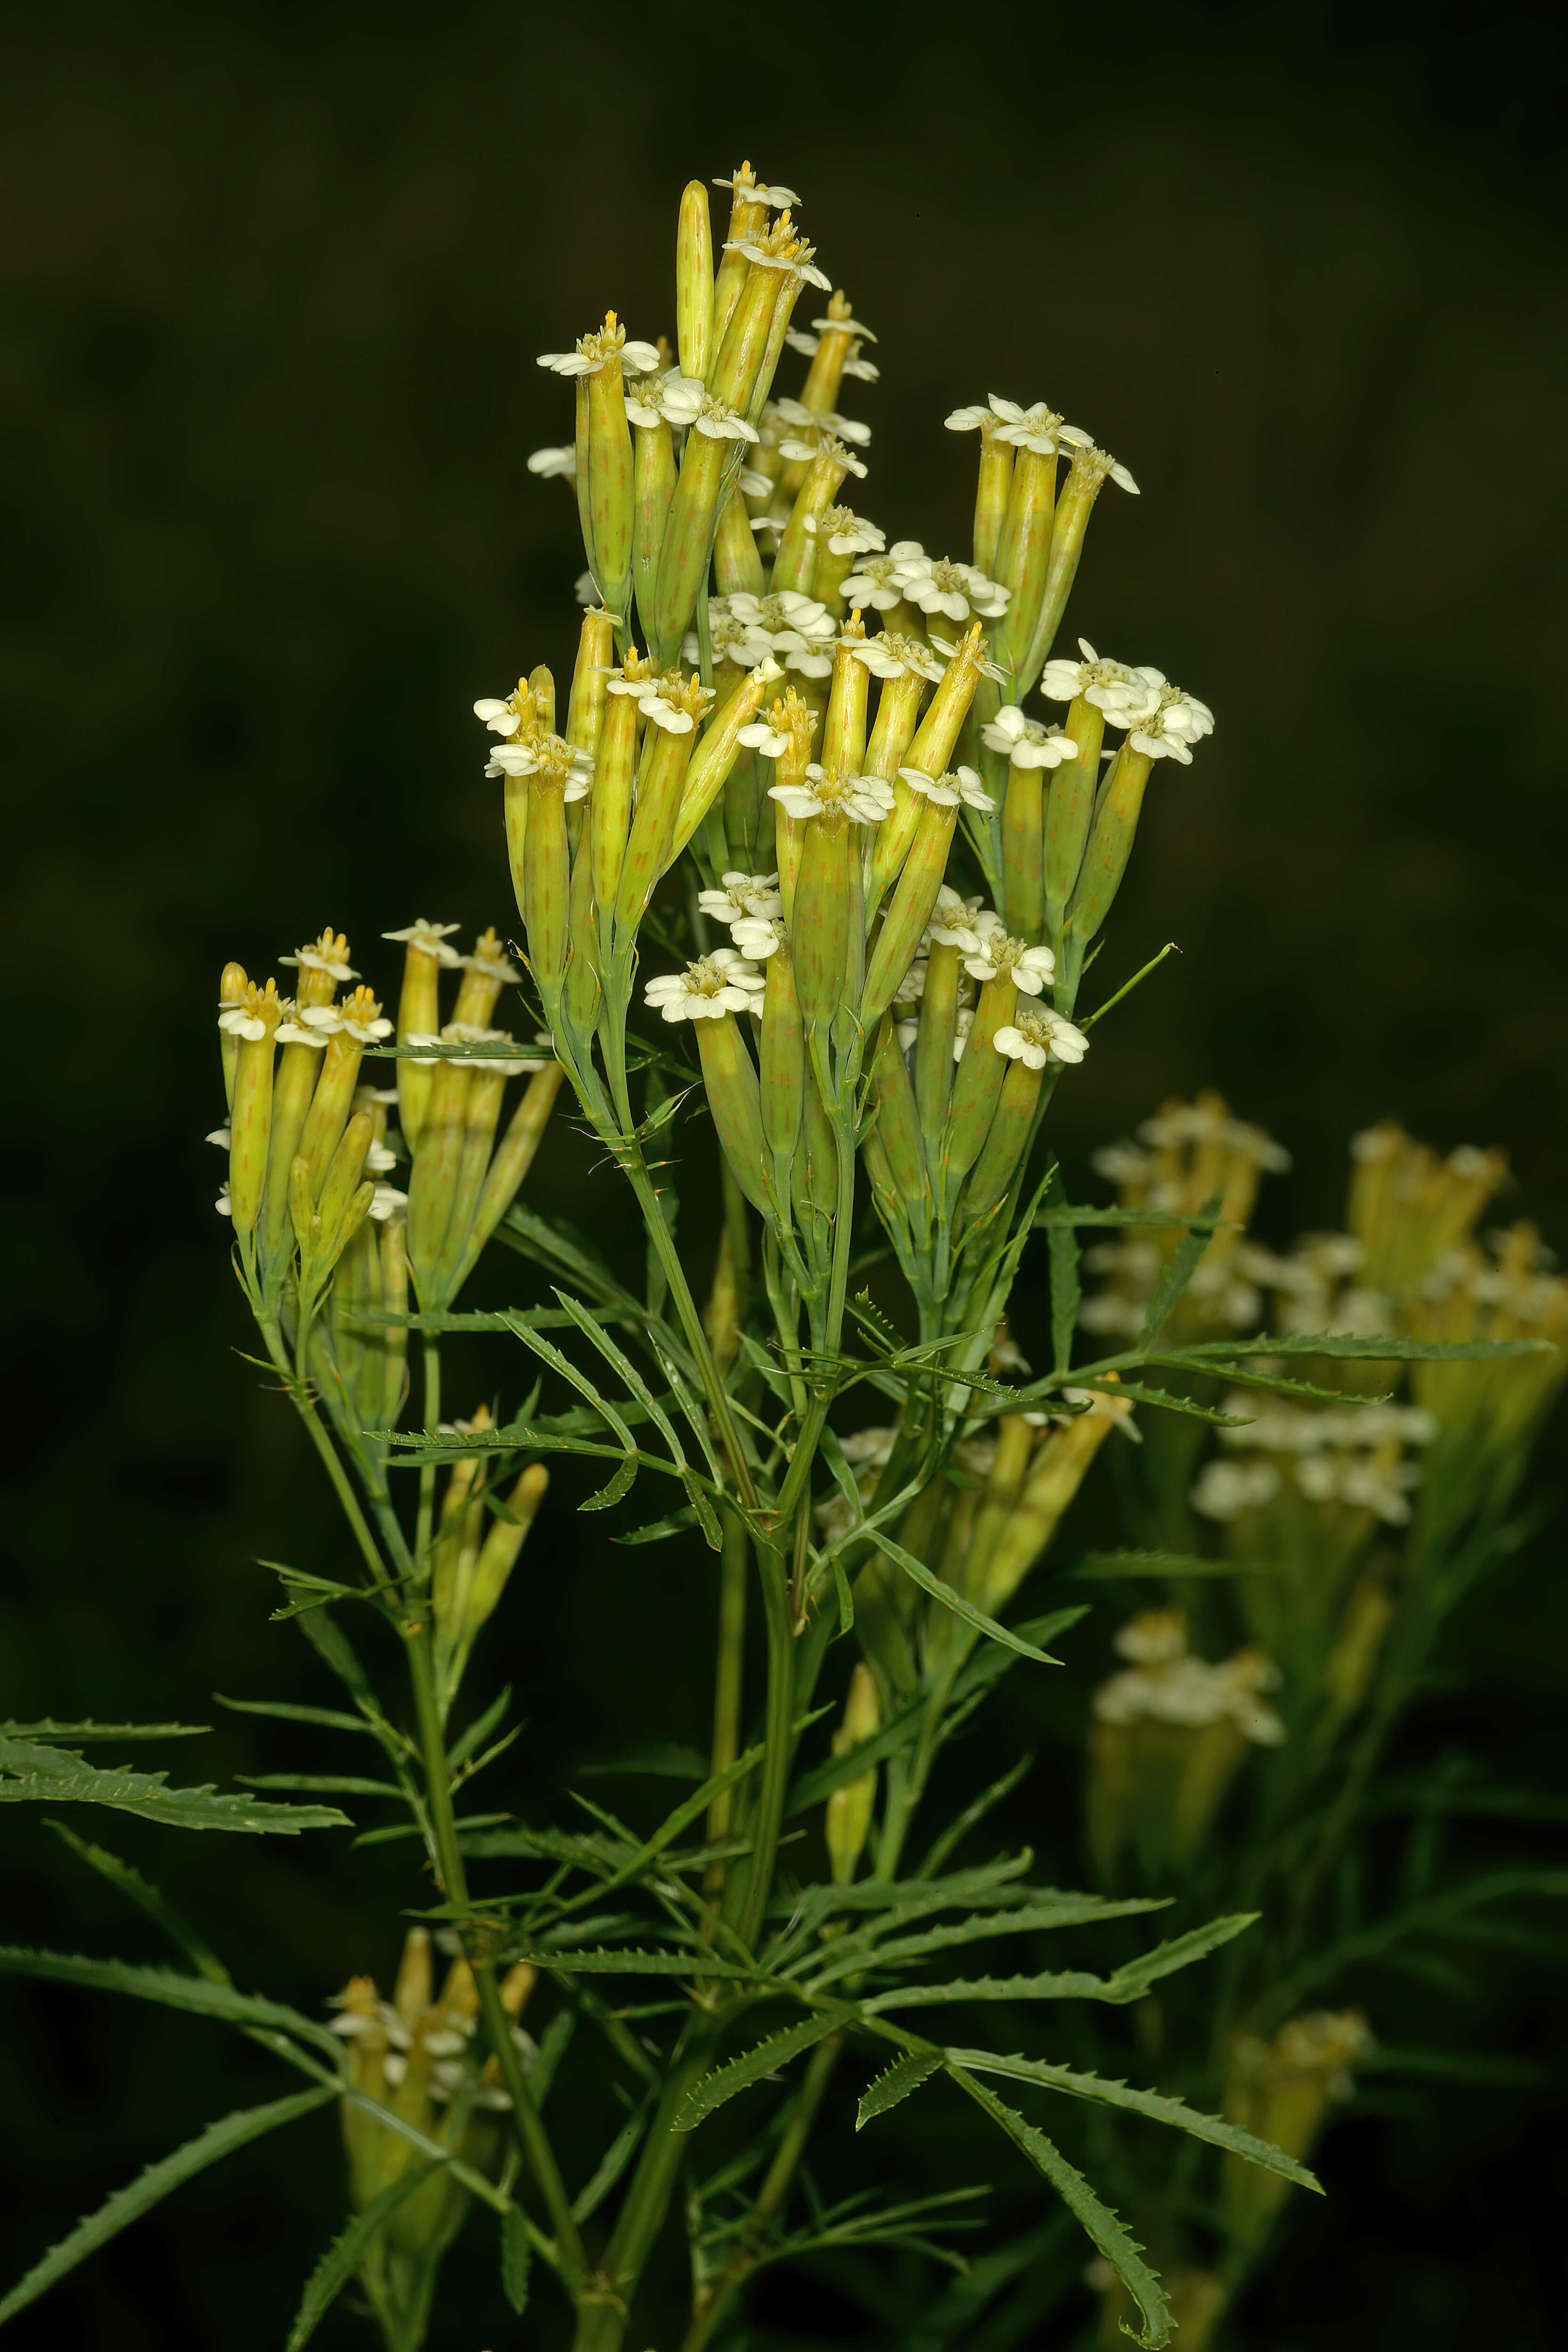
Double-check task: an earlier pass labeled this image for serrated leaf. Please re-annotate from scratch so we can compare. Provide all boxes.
[0,1948,342,2055]
[582,1452,639,1511]
[1076,1379,1251,1426]
[47,1826,229,1984]
[864,1969,1108,2012]
[0,2085,334,2327]
[611,1506,701,1546]
[216,1694,376,1736]
[949,2049,1320,2189]
[851,1895,1168,1973]
[1072,1550,1273,1580]
[673,2014,844,2131]
[286,2162,441,2349]
[505,1946,757,1979]
[857,2048,943,2128]
[500,2203,532,2314]
[1137,1189,1225,1347]
[0,1738,349,1834]
[1098,1913,1258,2002]
[237,1774,400,1798]
[862,1531,1062,1666]
[0,1720,207,1742]
[1148,1356,1388,1407]
[949,2071,1171,2348]
[1168,1332,1552,1364]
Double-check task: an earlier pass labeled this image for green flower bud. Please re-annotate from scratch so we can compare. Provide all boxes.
[677,181,714,383]
[825,1663,880,1885]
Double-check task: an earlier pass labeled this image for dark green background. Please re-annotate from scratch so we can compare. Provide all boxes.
[3,3,1566,2345]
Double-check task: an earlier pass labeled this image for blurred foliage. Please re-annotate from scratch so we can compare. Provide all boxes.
[1,1,1565,2346]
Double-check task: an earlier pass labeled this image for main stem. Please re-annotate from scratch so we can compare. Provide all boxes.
[403,1631,586,2286]
[702,1506,749,1915]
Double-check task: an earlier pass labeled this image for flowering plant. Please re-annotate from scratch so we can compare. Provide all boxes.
[4,162,1561,2352]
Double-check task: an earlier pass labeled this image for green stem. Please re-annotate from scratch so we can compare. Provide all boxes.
[727,1540,796,1950]
[571,2020,722,2352]
[702,1506,750,1914]
[678,2036,841,2352]
[403,1632,586,2287]
[261,1318,392,1591]
[415,1335,440,1573]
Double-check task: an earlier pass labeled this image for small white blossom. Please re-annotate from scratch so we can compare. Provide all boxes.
[892,548,1009,623]
[526,445,576,479]
[368,1184,408,1222]
[897,763,996,812]
[982,704,1078,770]
[383,919,463,966]
[769,396,871,449]
[280,939,358,983]
[659,379,760,443]
[365,1137,399,1176]
[737,716,791,758]
[697,871,784,930]
[1191,1460,1281,1520]
[537,325,661,378]
[923,886,986,951]
[484,734,596,799]
[1064,439,1139,495]
[474,696,525,738]
[726,588,837,678]
[206,1126,230,1148]
[218,1004,271,1043]
[721,232,831,293]
[994,1005,1088,1068]
[645,950,766,1024]
[1038,638,1165,717]
[768,765,895,825]
[839,551,911,611]
[276,1014,336,1047]
[214,1182,233,1217]
[712,171,800,207]
[803,506,884,557]
[845,630,945,683]
[731,913,786,961]
[963,912,1057,996]
[928,632,1006,682]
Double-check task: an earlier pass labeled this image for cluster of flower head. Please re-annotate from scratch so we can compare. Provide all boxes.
[1093,1609,1285,1745]
[1192,1397,1437,1528]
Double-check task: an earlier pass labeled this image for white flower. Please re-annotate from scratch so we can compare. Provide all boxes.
[839,551,909,611]
[659,379,760,443]
[891,958,926,1008]
[1091,1142,1157,1186]
[769,396,871,449]
[982,704,1078,769]
[474,696,525,737]
[988,397,1094,457]
[928,632,1006,682]
[383,919,464,966]
[368,1184,408,1222]
[280,937,358,982]
[844,630,944,683]
[462,938,522,985]
[727,588,837,678]
[214,1182,233,1217]
[218,1004,270,1043]
[206,1126,230,1148]
[732,914,786,961]
[335,1002,393,1045]
[945,402,997,433]
[713,170,800,207]
[962,913,1057,996]
[892,549,1009,623]
[1063,438,1140,495]
[484,734,596,800]
[644,950,766,1023]
[536,323,661,377]
[526,445,576,479]
[681,602,771,670]
[365,1137,399,1176]
[1038,638,1165,717]
[994,1005,1088,1068]
[721,231,830,293]
[768,765,895,825]
[697,871,783,930]
[897,763,996,812]
[923,886,985,951]
[737,465,772,498]
[1191,1460,1281,1520]
[737,715,791,758]
[803,506,884,557]
[275,1014,336,1046]
[951,1005,976,1061]
[1125,683,1216,765]
[622,367,702,430]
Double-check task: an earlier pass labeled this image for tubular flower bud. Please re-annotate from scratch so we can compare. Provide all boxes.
[218,962,250,1109]
[1065,742,1155,948]
[771,438,854,597]
[406,1041,471,1298]
[915,931,966,1149]
[528,661,557,737]
[758,935,805,1167]
[313,1110,376,1263]
[670,657,782,866]
[868,1021,929,1218]
[862,796,964,1029]
[451,929,521,1031]
[713,485,766,597]
[567,608,617,772]
[677,180,714,382]
[819,616,870,778]
[709,161,794,352]
[492,734,593,995]
[772,765,893,1027]
[941,971,1020,1194]
[455,1462,549,1680]
[625,390,680,643]
[825,1662,881,1885]
[298,988,392,1197]
[614,672,713,931]
[379,1212,410,1426]
[1017,438,1140,696]
[946,397,1025,577]
[262,1002,335,1264]
[794,289,876,420]
[980,1385,1135,1622]
[743,685,816,923]
[220,979,284,1236]
[384,920,463,1154]
[437,1033,543,1289]
[592,648,656,910]
[874,624,993,895]
[454,1062,564,1289]
[648,426,729,668]
[1223,2012,1373,2245]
